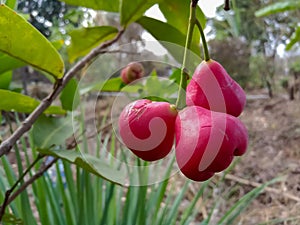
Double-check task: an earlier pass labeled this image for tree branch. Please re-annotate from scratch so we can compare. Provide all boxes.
[0,29,125,157]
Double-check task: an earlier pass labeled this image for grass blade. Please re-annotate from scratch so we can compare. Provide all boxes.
[217,177,282,225]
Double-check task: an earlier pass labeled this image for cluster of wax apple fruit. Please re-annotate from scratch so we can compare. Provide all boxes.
[118,60,248,181]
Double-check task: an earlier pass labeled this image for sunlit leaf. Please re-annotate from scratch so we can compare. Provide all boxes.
[60,0,120,12]
[120,0,162,26]
[67,26,118,62]
[0,4,64,78]
[32,114,73,149]
[255,1,300,17]
[0,40,64,75]
[60,78,80,111]
[38,148,126,185]
[0,89,66,115]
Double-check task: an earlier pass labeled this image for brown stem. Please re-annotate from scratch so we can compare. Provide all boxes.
[224,0,230,11]
[191,0,199,7]
[0,29,125,157]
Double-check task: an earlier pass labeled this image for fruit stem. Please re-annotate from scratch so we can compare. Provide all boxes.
[224,0,230,11]
[195,19,210,61]
[176,0,198,109]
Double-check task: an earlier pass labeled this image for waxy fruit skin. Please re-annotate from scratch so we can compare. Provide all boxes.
[175,106,248,181]
[186,59,246,117]
[121,62,145,84]
[119,99,178,161]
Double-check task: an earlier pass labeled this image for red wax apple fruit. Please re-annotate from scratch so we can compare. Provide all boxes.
[186,59,246,117]
[119,99,178,161]
[121,62,145,84]
[175,106,248,181]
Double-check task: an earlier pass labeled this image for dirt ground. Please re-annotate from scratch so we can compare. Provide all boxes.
[218,93,300,224]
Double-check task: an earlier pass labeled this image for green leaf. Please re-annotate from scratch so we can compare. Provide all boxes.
[159,0,205,37]
[255,1,300,17]
[80,77,138,94]
[286,26,300,50]
[120,0,162,26]
[4,0,17,9]
[32,114,73,149]
[137,16,201,63]
[38,148,126,185]
[142,96,170,102]
[169,69,181,84]
[68,26,118,62]
[79,77,121,94]
[2,213,23,225]
[0,4,64,78]
[0,71,12,89]
[60,0,120,12]
[0,89,66,114]
[142,73,178,102]
[51,39,65,51]
[60,78,80,111]
[101,77,124,91]
[0,52,26,74]
[0,39,64,75]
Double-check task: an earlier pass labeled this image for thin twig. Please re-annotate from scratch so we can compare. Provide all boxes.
[0,29,125,157]
[220,173,300,202]
[0,154,46,221]
[99,49,140,55]
[0,156,58,220]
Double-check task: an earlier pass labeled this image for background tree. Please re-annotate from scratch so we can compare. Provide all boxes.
[17,0,86,38]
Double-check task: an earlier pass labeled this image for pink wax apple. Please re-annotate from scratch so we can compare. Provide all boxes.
[118,99,178,161]
[186,59,246,117]
[121,62,145,84]
[175,106,248,181]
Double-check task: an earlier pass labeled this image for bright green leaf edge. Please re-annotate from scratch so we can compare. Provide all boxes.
[255,1,300,17]
[0,4,64,78]
[38,148,126,186]
[286,26,300,50]
[0,89,66,115]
